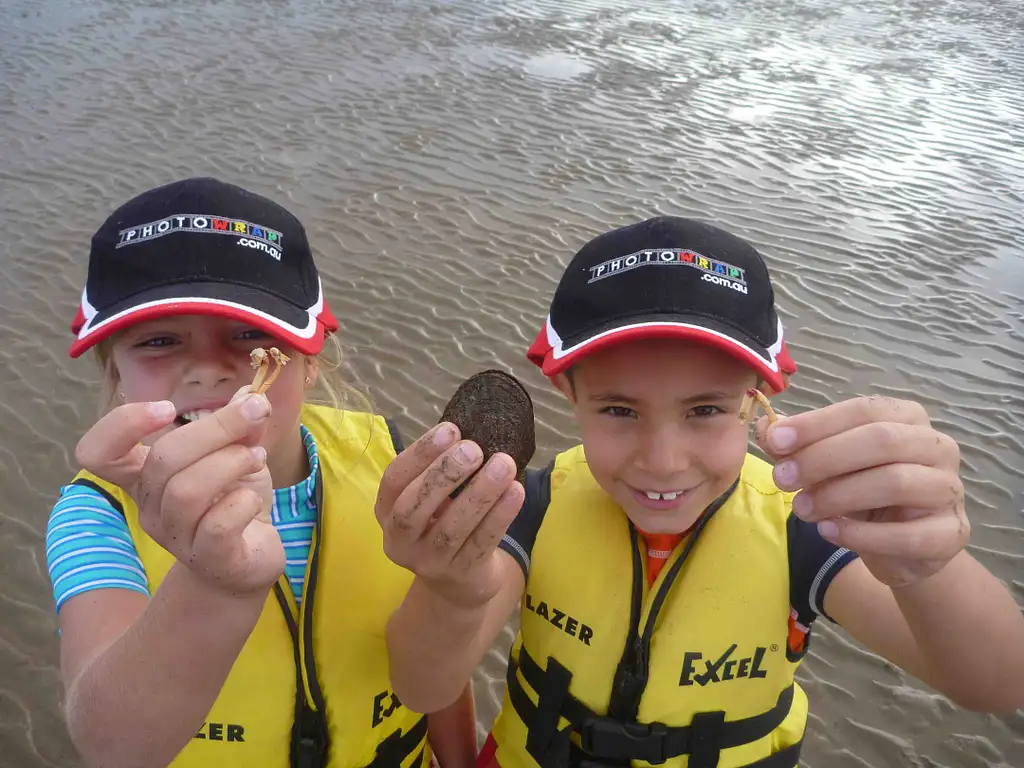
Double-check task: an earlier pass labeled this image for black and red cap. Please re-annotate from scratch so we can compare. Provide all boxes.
[527,216,797,393]
[69,177,339,358]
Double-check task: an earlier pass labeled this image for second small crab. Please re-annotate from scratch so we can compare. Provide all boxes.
[739,387,778,425]
[250,347,291,395]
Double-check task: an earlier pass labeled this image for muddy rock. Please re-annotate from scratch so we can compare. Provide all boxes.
[439,369,536,494]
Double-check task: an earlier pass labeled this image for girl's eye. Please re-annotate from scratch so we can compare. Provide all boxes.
[600,405,637,419]
[690,405,724,418]
[237,328,273,341]
[135,336,176,348]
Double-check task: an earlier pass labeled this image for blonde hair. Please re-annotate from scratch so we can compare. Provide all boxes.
[92,331,376,420]
[93,339,120,417]
[305,331,376,417]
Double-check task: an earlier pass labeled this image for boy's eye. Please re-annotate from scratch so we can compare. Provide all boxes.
[690,405,723,418]
[600,405,637,419]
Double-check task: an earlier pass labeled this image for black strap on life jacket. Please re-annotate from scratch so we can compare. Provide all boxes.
[274,464,427,768]
[274,461,331,768]
[69,477,126,518]
[605,481,737,726]
[507,646,801,768]
[72,424,423,768]
[274,576,329,768]
[505,478,801,767]
[274,572,427,768]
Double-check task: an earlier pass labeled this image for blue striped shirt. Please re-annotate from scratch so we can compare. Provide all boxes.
[46,426,319,612]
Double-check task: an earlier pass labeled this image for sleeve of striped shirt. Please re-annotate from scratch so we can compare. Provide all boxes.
[46,483,150,613]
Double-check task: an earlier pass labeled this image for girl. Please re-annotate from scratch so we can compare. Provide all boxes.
[46,177,477,768]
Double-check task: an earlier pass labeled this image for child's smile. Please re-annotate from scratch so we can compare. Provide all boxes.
[174,401,233,427]
[561,337,756,534]
[107,315,312,486]
[626,481,705,512]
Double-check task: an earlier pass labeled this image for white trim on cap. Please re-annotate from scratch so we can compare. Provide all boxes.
[76,278,326,341]
[545,314,785,372]
[765,316,785,361]
[78,286,99,329]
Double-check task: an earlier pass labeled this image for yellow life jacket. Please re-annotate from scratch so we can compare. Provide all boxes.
[490,446,809,768]
[70,405,430,768]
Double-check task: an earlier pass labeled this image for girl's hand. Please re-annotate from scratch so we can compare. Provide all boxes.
[757,395,968,588]
[75,389,284,596]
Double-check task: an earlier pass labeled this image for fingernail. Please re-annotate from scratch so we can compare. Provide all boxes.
[252,446,267,464]
[149,401,176,419]
[242,395,271,421]
[793,493,813,520]
[774,460,799,489]
[818,521,838,541]
[486,456,512,481]
[231,385,253,403]
[770,426,798,452]
[433,423,457,448]
[454,442,481,467]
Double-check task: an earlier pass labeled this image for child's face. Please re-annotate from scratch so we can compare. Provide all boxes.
[562,338,757,534]
[109,315,311,463]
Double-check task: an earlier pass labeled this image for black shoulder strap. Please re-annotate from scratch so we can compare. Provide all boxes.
[498,460,554,577]
[384,417,405,454]
[68,477,126,519]
[523,460,554,520]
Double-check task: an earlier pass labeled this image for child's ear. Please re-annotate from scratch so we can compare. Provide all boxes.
[551,372,576,404]
[304,356,319,389]
[759,373,791,397]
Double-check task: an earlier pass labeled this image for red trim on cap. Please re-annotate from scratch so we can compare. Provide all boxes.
[68,300,337,358]
[527,323,795,394]
[70,305,87,335]
[317,301,339,335]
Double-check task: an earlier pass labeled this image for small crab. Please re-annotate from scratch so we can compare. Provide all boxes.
[250,347,291,394]
[739,387,777,424]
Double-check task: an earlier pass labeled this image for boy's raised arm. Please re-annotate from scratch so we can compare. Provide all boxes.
[824,552,1024,713]
[375,422,527,713]
[758,396,1024,713]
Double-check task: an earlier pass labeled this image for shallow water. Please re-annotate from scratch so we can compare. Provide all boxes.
[1,0,1022,766]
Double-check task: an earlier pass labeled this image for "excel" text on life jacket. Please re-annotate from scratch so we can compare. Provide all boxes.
[679,644,771,686]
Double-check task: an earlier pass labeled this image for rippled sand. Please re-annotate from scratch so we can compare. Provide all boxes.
[2,0,1022,765]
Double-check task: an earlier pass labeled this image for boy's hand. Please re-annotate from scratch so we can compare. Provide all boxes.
[75,389,283,597]
[756,395,968,588]
[375,423,525,610]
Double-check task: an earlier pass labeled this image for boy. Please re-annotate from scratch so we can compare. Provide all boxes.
[375,217,1024,768]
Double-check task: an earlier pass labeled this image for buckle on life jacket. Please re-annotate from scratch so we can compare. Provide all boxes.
[510,646,801,768]
[292,707,329,768]
[295,734,327,768]
[579,717,668,765]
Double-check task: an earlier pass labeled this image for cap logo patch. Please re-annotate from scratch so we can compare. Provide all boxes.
[117,214,284,260]
[588,248,747,293]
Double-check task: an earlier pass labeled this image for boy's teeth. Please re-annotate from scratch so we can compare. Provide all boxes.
[644,491,679,501]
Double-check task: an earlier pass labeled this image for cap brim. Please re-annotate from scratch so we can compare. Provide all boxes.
[528,314,795,393]
[69,281,338,358]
